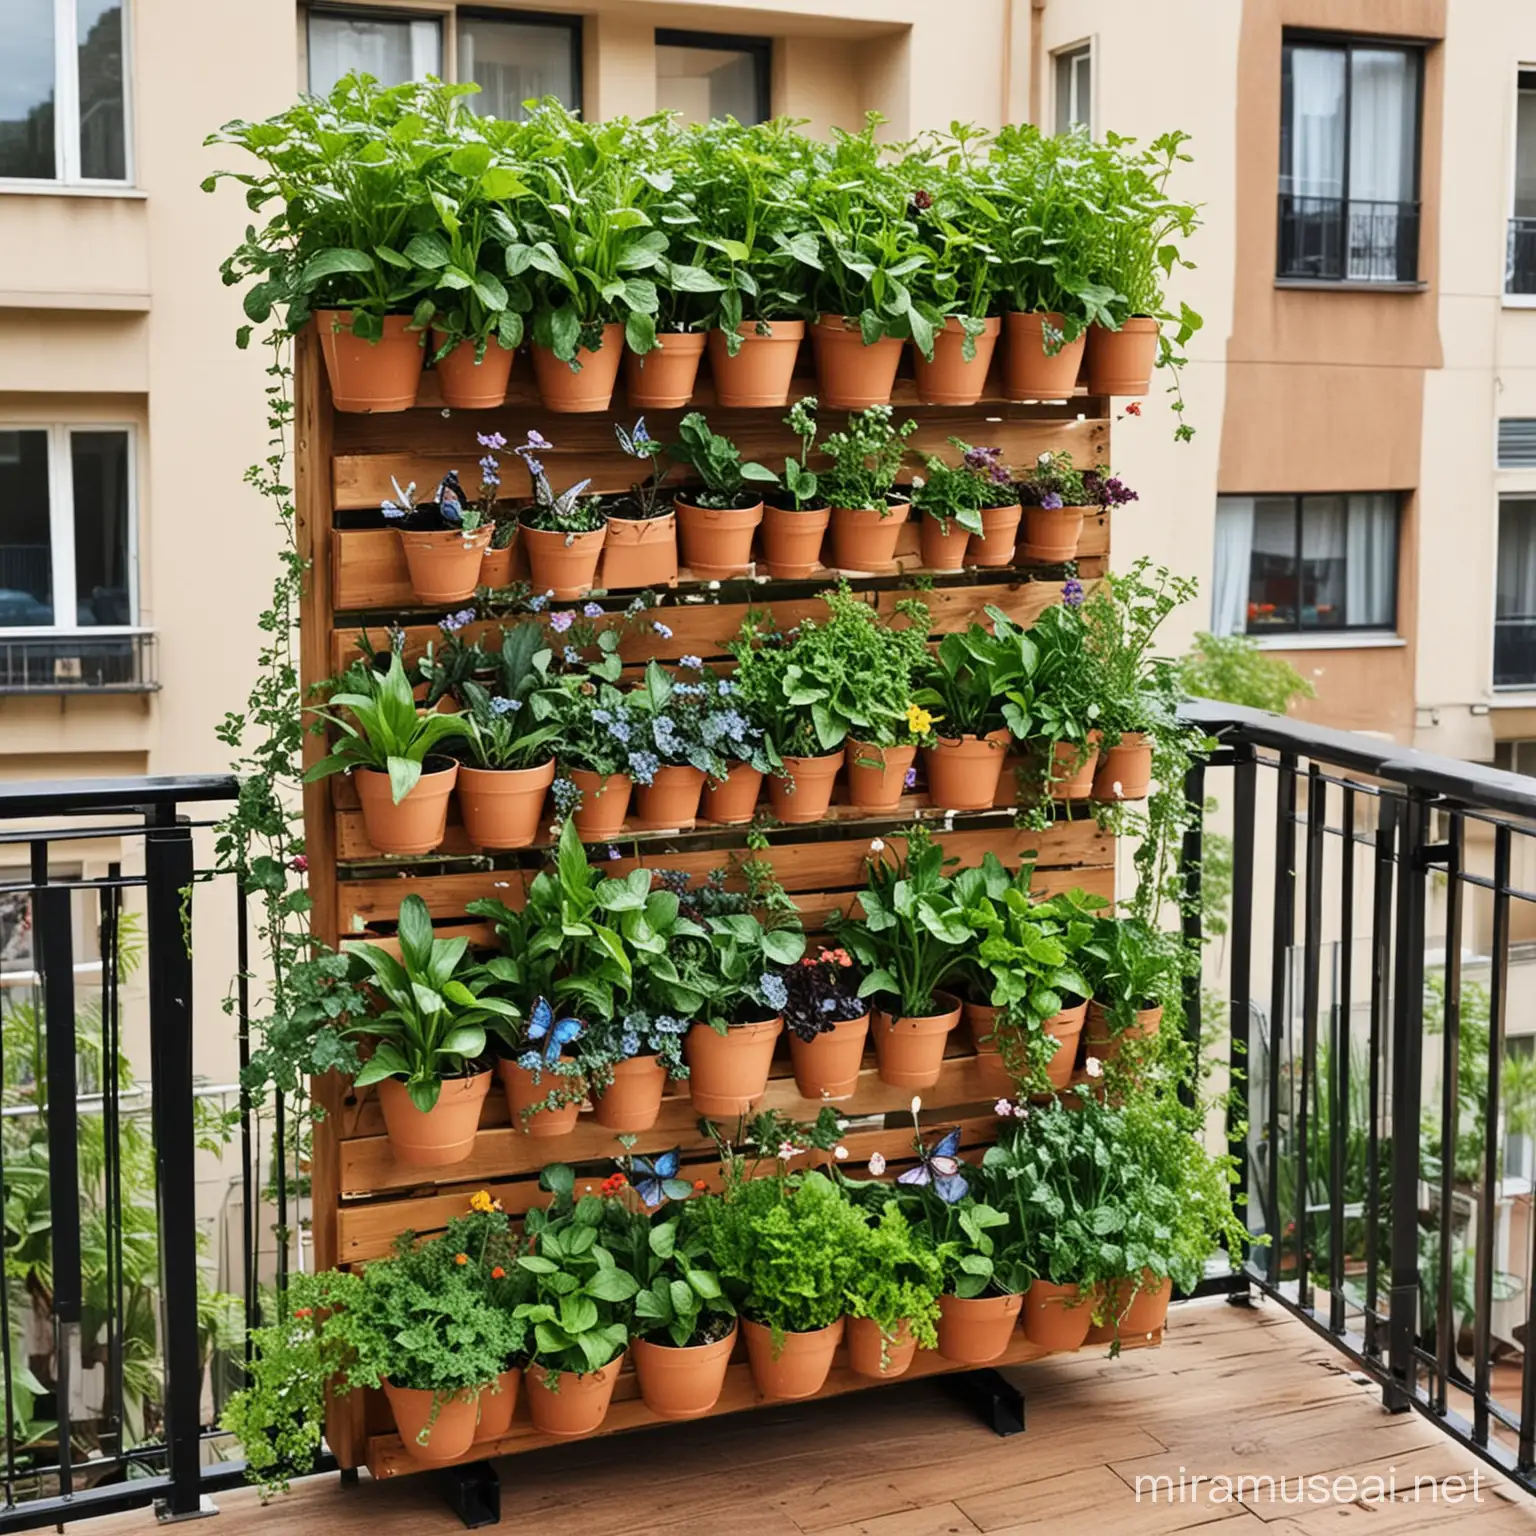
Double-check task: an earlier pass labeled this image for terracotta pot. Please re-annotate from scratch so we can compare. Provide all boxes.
[1122,1273,1174,1333]
[1086,317,1159,396]
[1047,737,1100,800]
[474,1369,523,1443]
[601,512,677,589]
[845,740,915,814]
[625,330,706,409]
[846,1316,917,1379]
[767,751,843,824]
[399,525,491,605]
[1003,311,1085,400]
[686,1017,783,1116]
[914,316,1001,406]
[871,993,961,1089]
[315,310,423,413]
[631,1323,738,1420]
[458,759,554,850]
[631,764,706,830]
[937,1291,1023,1365]
[812,315,903,408]
[918,513,973,572]
[376,1069,489,1168]
[1018,503,1086,564]
[963,1000,1014,1097]
[923,730,1011,812]
[590,1053,669,1133]
[828,501,910,572]
[521,523,607,600]
[499,1057,584,1138]
[742,1317,844,1400]
[432,335,514,410]
[567,768,632,839]
[524,1356,624,1437]
[761,503,830,578]
[708,319,805,408]
[355,759,458,856]
[383,1380,478,1464]
[480,540,515,589]
[1022,1280,1093,1352]
[1092,733,1153,801]
[968,503,1023,568]
[1085,1000,1163,1065]
[675,497,763,578]
[1042,999,1089,1089]
[788,1012,870,1101]
[531,323,623,412]
[702,761,763,825]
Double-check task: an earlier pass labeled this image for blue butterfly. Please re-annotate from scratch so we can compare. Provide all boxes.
[527,998,582,1068]
[628,1148,681,1208]
[897,1126,969,1204]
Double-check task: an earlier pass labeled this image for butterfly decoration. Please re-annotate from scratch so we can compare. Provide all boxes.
[624,1148,694,1208]
[896,1126,969,1204]
[526,997,582,1068]
[434,470,467,528]
[380,476,417,522]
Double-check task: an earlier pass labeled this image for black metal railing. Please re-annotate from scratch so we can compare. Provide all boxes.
[1495,616,1536,688]
[1508,218,1536,297]
[1276,193,1420,283]
[0,633,158,695]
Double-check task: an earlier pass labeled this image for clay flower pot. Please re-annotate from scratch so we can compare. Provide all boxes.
[761,503,830,578]
[376,1069,489,1168]
[914,316,1000,406]
[531,322,624,412]
[499,1056,584,1138]
[686,1016,783,1116]
[1084,1000,1163,1065]
[631,764,706,829]
[708,319,805,408]
[524,1356,624,1437]
[675,496,763,578]
[968,503,1023,568]
[355,758,458,856]
[315,310,423,413]
[632,1323,738,1420]
[923,730,1011,812]
[872,993,961,1089]
[1003,311,1085,400]
[742,1317,844,1400]
[474,1369,523,1443]
[1092,733,1153,801]
[399,525,492,605]
[383,1381,478,1463]
[1047,736,1100,801]
[567,768,632,839]
[812,315,903,408]
[828,500,910,572]
[1022,1280,1093,1352]
[590,1054,668,1133]
[845,1317,918,1379]
[601,512,677,589]
[521,522,607,600]
[918,513,972,572]
[1086,317,1159,396]
[788,1012,870,1101]
[480,538,516,589]
[936,1291,1023,1365]
[1042,999,1088,1090]
[432,334,515,410]
[457,759,555,850]
[703,762,764,825]
[1122,1273,1174,1333]
[767,751,843,824]
[1018,504,1086,564]
[625,330,706,409]
[844,740,915,814]
[963,999,1013,1098]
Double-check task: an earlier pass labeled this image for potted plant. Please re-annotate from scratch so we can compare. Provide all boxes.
[514,431,608,599]
[821,407,920,572]
[699,669,779,827]
[623,215,720,407]
[843,1201,944,1379]
[471,435,519,588]
[758,398,831,578]
[783,947,871,1102]
[304,653,468,856]
[543,663,650,839]
[668,412,777,577]
[1025,592,1104,800]
[602,419,678,589]
[910,448,986,573]
[1081,916,1177,1066]
[382,473,492,606]
[1014,451,1094,565]
[625,659,731,830]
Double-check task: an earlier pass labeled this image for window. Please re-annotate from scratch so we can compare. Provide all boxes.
[1,0,130,184]
[1499,419,1536,469]
[307,6,442,96]
[1277,36,1422,283]
[458,11,580,121]
[655,30,769,126]
[1211,493,1398,638]
[1496,498,1536,688]
[1508,71,1536,296]
[1054,44,1092,135]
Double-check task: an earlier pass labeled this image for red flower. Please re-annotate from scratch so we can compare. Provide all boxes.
[692,1179,708,1194]
[1124,401,1141,416]
[490,1266,506,1280]
[294,1308,312,1319]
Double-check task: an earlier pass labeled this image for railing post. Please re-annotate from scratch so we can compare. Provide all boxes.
[1227,745,1257,1271]
[1178,757,1205,1112]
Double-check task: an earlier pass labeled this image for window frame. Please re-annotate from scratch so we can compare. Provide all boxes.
[0,422,140,638]
[1505,64,1536,306]
[304,2,447,98]
[653,27,772,126]
[456,6,584,117]
[1052,41,1093,136]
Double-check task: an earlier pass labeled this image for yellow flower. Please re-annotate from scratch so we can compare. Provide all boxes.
[906,703,934,736]
[469,1190,494,1214]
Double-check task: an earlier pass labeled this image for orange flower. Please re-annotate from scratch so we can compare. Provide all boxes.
[693,1179,708,1193]
[294,1308,312,1319]
[490,1266,506,1280]
[454,1252,469,1266]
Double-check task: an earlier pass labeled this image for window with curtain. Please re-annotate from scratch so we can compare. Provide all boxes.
[458,12,580,121]
[1210,493,1398,639]
[1508,72,1536,295]
[1054,45,1092,135]
[654,30,769,126]
[1496,498,1536,687]
[1277,36,1422,283]
[307,7,442,96]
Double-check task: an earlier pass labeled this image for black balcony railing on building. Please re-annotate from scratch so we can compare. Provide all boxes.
[1508,218,1536,297]
[0,633,158,695]
[1494,616,1536,688]
[1276,193,1420,283]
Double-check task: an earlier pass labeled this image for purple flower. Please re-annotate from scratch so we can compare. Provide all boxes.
[439,607,476,632]
[653,621,673,640]
[525,430,552,450]
[583,602,604,618]
[904,766,918,789]
[529,591,552,614]
[606,846,622,860]
[679,654,703,670]
[382,503,408,522]
[477,432,507,451]
[1062,577,1085,609]
[550,611,575,634]
[1040,492,1064,511]
[522,455,544,478]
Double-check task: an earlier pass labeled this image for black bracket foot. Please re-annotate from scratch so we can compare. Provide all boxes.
[339,1467,361,1487]
[954,1367,1026,1437]
[441,1459,500,1528]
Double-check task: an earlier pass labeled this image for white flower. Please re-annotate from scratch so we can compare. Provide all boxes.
[910,1095,922,1115]
[1112,781,1124,797]
[1012,1103,1029,1121]
[777,1141,801,1161]
[868,1152,887,1176]
[834,1144,848,1160]
[1037,451,1052,465]
[870,837,886,853]
[1085,1056,1104,1079]
[994,1098,1014,1117]
[708,579,721,591]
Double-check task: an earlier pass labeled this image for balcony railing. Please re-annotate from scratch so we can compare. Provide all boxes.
[1495,616,1536,688]
[0,631,157,694]
[1508,217,1536,297]
[1276,193,1421,284]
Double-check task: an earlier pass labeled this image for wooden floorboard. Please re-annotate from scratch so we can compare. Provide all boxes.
[87,1303,1536,1535]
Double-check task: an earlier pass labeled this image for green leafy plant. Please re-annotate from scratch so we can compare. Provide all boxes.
[910,440,1015,538]
[910,606,1039,740]
[766,397,824,510]
[820,406,920,513]
[843,1202,943,1354]
[1179,631,1316,714]
[669,411,777,509]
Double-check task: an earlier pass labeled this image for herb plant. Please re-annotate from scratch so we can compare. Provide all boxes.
[669,412,778,509]
[820,407,920,513]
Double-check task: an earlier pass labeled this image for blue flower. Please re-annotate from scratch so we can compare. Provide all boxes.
[592,708,613,726]
[620,1029,642,1059]
[552,777,580,812]
[489,696,522,715]
[716,679,736,696]
[439,608,476,633]
[550,611,574,634]
[607,846,622,860]
[759,973,789,1010]
[1062,577,1085,609]
[904,766,918,789]
[564,645,581,665]
[1039,491,1064,511]
[610,718,632,744]
[523,455,544,478]
[628,750,660,785]
[679,654,703,670]
[529,592,550,613]
[584,602,604,617]
[655,1013,686,1034]
[526,430,552,450]
[652,621,673,639]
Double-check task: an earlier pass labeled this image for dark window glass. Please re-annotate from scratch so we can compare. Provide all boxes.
[71,430,130,626]
[77,0,125,179]
[1497,498,1536,687]
[458,15,580,121]
[1054,46,1091,135]
[0,0,58,179]
[0,430,54,626]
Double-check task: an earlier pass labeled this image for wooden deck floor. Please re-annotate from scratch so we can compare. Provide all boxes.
[99,1300,1536,1535]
